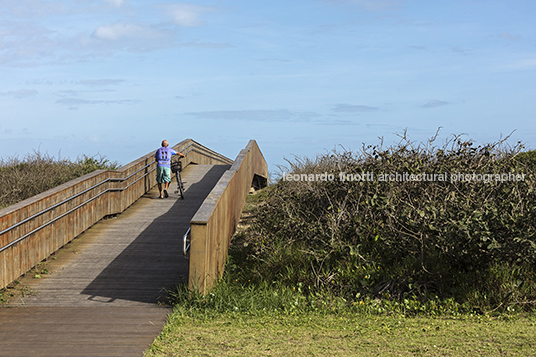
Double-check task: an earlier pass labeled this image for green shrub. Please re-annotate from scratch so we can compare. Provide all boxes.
[514,149,536,166]
[232,133,536,312]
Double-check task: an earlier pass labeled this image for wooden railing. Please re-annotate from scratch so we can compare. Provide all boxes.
[0,139,232,290]
[189,140,268,294]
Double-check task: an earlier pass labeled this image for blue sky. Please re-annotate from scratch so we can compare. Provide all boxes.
[1,0,535,174]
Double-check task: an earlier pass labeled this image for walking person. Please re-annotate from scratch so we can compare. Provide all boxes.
[155,140,185,199]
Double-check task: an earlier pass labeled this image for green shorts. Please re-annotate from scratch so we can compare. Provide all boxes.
[156,166,172,183]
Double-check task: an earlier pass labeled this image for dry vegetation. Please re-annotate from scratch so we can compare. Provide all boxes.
[0,151,119,209]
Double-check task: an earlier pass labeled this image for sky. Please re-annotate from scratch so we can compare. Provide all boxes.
[1,0,535,176]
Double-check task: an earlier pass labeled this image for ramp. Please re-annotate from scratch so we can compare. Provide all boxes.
[0,164,230,356]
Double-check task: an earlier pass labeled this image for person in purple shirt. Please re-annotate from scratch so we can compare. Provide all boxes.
[155,140,185,199]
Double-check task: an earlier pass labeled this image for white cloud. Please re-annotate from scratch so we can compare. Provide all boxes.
[55,97,139,110]
[2,0,69,18]
[1,89,39,98]
[92,23,145,41]
[499,57,536,71]
[422,100,449,109]
[450,46,473,56]
[323,0,403,11]
[78,79,125,87]
[353,0,403,11]
[185,109,316,122]
[105,0,125,8]
[56,98,139,105]
[87,22,178,53]
[0,1,225,66]
[332,104,378,112]
[164,4,215,27]
[497,32,521,41]
[178,41,233,49]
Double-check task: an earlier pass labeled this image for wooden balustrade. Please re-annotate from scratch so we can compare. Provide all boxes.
[0,139,232,290]
[189,140,268,294]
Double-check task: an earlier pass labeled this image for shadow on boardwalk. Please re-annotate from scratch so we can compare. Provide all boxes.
[80,164,229,305]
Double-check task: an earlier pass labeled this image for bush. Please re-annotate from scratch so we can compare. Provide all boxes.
[0,151,119,209]
[232,132,536,312]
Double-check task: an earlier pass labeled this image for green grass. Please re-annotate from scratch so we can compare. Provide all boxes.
[147,269,536,356]
[146,311,536,356]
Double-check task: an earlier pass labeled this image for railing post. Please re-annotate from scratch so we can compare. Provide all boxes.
[189,223,208,293]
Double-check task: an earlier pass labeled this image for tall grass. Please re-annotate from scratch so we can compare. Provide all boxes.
[0,151,119,209]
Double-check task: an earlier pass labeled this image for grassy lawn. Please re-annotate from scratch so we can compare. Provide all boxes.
[146,312,536,356]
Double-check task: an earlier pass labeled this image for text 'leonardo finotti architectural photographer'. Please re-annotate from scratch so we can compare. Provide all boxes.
[282,171,526,183]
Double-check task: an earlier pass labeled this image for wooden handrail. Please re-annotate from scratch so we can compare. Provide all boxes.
[0,139,232,290]
[188,140,268,294]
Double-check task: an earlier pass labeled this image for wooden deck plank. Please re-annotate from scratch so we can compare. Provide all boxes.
[0,164,230,357]
[0,307,169,357]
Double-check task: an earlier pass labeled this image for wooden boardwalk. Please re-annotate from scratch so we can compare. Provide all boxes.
[0,164,230,357]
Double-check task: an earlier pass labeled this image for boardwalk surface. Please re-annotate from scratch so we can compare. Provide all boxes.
[0,164,230,357]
